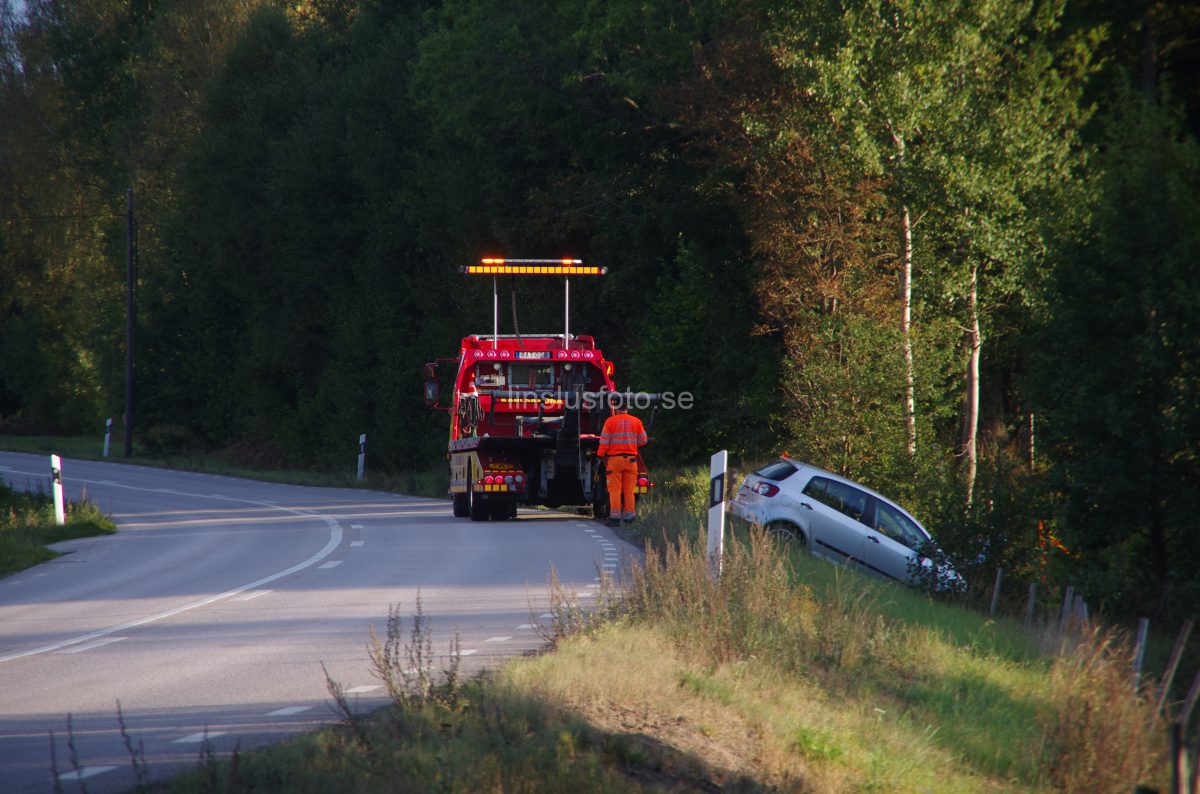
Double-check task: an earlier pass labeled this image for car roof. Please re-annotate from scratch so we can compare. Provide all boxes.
[764,458,927,530]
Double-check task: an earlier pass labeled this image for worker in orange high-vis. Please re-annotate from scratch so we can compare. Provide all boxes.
[597,398,648,527]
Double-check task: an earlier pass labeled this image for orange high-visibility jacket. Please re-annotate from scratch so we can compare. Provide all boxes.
[598,413,648,457]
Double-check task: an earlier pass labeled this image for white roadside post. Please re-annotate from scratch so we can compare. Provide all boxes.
[50,454,65,526]
[707,450,728,581]
[357,433,367,481]
[103,417,112,458]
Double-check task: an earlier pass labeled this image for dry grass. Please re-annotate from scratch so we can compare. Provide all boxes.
[161,513,1169,793]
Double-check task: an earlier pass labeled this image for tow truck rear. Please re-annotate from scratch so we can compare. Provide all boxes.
[423,259,655,521]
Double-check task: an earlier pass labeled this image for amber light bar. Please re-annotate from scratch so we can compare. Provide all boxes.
[463,258,606,275]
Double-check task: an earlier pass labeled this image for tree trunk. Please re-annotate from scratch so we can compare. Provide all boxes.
[901,202,916,457]
[962,263,981,505]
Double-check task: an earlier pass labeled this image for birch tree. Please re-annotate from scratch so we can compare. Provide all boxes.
[768,0,1093,500]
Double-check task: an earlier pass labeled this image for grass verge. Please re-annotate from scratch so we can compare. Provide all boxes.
[156,530,1166,793]
[0,480,116,576]
[6,444,1172,790]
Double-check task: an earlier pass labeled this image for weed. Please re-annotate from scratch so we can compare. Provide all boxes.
[117,700,150,791]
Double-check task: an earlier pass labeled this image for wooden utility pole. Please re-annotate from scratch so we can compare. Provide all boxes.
[124,188,136,458]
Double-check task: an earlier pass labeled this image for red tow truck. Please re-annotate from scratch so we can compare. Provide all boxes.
[423,259,655,521]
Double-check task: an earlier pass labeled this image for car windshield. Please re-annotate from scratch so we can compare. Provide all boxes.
[754,461,798,481]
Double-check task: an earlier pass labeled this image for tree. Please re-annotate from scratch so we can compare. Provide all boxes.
[767,0,1095,501]
[1030,86,1200,620]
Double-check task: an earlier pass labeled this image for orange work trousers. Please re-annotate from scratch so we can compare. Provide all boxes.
[606,455,638,520]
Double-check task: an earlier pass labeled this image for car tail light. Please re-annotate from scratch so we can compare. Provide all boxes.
[637,476,649,487]
[751,481,779,497]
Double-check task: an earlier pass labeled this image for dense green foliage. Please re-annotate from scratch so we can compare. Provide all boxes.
[2,0,1198,623]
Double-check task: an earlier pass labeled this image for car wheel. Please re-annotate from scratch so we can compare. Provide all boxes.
[452,492,469,517]
[765,520,804,545]
[468,488,489,521]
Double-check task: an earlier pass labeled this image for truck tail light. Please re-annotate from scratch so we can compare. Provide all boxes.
[514,474,524,483]
[637,476,649,487]
[504,475,514,484]
[483,475,495,485]
[751,482,779,497]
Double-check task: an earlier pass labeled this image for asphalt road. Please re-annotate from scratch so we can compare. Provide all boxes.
[0,451,630,793]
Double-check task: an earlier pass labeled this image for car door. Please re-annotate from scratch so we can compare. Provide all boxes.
[799,476,870,570]
[863,499,929,585]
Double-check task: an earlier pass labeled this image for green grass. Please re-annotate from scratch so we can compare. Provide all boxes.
[0,481,116,576]
[147,527,1167,793]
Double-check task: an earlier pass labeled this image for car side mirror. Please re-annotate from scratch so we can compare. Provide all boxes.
[423,380,440,406]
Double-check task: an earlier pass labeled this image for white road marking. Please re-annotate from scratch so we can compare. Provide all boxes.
[586,584,600,589]
[350,540,364,547]
[174,732,227,744]
[0,492,344,663]
[57,767,117,781]
[318,561,343,569]
[344,685,381,694]
[267,706,312,716]
[577,592,595,598]
[459,649,478,656]
[516,624,535,630]
[540,613,554,618]
[351,524,364,529]
[485,636,511,643]
[57,637,126,654]
[237,590,271,601]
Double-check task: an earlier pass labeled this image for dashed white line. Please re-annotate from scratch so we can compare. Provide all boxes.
[344,685,381,694]
[237,590,271,601]
[485,636,511,643]
[350,540,364,547]
[459,649,478,656]
[267,706,312,716]
[351,524,364,529]
[516,624,535,630]
[57,767,117,781]
[57,637,126,654]
[318,561,343,569]
[174,732,227,744]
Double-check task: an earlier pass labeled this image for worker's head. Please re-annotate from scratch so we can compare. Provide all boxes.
[609,394,627,413]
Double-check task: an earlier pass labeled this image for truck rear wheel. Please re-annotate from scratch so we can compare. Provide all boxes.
[591,463,610,519]
[468,489,489,521]
[452,492,469,518]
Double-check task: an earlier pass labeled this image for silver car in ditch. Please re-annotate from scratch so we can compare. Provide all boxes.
[728,457,961,589]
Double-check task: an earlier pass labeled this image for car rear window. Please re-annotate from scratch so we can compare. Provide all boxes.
[754,461,799,481]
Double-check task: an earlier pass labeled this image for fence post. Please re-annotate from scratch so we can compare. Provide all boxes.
[357,433,367,481]
[706,450,727,581]
[1133,617,1151,690]
[1156,621,1193,716]
[1058,585,1074,638]
[1025,582,1037,626]
[989,567,1004,617]
[1171,721,1184,794]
